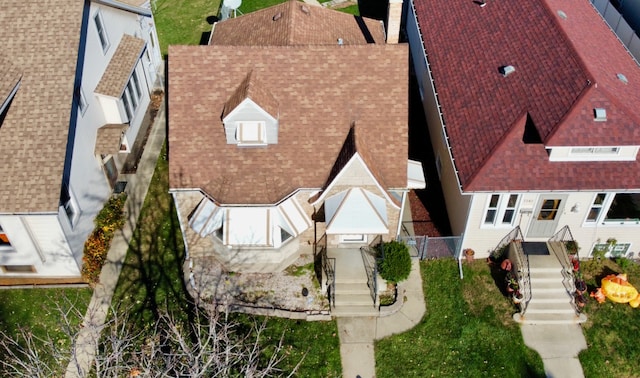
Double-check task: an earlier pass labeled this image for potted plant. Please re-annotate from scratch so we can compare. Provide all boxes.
[574,271,587,294]
[512,290,524,304]
[571,255,580,271]
[575,291,587,308]
[505,271,519,293]
[464,248,475,263]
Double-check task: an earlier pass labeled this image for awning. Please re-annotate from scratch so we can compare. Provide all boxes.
[95,34,145,98]
[407,159,426,189]
[95,123,128,155]
[325,188,388,234]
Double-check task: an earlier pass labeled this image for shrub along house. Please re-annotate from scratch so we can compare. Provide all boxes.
[406,0,640,260]
[0,0,162,284]
[169,1,423,313]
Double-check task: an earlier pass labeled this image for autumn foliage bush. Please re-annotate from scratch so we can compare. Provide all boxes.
[82,194,127,284]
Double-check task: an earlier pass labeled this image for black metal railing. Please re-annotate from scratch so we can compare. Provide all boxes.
[315,234,335,308]
[548,225,582,314]
[361,243,380,308]
[509,240,531,316]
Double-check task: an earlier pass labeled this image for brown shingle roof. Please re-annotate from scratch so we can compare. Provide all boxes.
[95,34,146,98]
[95,124,128,155]
[222,70,279,119]
[0,0,84,212]
[414,0,640,191]
[169,44,408,204]
[210,0,385,46]
[0,55,22,109]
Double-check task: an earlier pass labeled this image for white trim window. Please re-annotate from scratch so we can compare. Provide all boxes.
[94,10,110,53]
[483,194,520,227]
[61,186,80,228]
[121,68,142,122]
[570,147,620,155]
[74,86,89,116]
[340,234,366,243]
[585,192,640,225]
[236,121,266,146]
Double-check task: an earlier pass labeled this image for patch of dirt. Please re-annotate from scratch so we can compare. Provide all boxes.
[122,90,165,174]
[189,253,330,313]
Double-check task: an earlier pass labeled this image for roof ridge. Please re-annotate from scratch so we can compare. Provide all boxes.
[464,112,529,191]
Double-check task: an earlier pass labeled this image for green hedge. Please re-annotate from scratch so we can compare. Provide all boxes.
[378,240,411,283]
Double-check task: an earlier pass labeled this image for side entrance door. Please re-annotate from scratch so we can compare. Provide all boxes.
[527,195,567,238]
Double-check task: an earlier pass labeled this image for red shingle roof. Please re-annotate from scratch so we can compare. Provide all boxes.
[414,0,640,191]
[210,0,385,46]
[168,44,408,204]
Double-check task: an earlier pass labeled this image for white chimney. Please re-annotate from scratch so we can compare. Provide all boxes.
[386,0,403,44]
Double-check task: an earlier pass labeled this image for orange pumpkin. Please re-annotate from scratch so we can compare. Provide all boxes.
[601,274,639,305]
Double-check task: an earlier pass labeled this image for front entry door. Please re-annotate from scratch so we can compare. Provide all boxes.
[527,195,567,238]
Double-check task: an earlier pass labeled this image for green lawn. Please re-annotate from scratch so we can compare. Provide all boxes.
[111,145,341,375]
[376,259,545,377]
[0,288,92,371]
[153,0,222,55]
[579,258,640,378]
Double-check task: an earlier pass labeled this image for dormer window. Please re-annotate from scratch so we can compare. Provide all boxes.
[236,121,266,146]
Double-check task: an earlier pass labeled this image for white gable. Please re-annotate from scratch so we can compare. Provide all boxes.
[223,98,278,145]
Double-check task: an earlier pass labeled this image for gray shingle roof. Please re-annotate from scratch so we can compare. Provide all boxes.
[0,0,84,213]
[169,44,408,205]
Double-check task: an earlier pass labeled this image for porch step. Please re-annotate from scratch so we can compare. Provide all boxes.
[527,254,561,269]
[335,282,370,295]
[530,280,569,294]
[529,269,564,280]
[514,311,587,325]
[332,304,378,317]
[335,293,374,307]
[530,290,572,304]
[335,276,368,284]
[526,300,575,314]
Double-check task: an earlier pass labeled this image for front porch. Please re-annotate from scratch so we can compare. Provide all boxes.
[492,226,588,325]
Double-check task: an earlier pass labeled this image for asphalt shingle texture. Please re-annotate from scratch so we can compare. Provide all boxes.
[169,44,408,204]
[0,0,84,212]
[414,0,640,191]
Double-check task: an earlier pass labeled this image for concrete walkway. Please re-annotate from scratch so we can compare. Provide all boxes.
[336,255,589,378]
[65,100,166,378]
[337,258,425,378]
[521,324,587,378]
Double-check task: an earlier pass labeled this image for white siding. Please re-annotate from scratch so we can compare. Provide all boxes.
[223,99,278,144]
[0,215,79,276]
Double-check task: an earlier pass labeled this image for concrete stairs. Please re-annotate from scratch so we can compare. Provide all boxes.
[514,254,587,325]
[328,248,378,317]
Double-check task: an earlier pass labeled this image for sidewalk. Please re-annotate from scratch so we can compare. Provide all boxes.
[337,258,425,378]
[65,99,166,378]
[521,324,587,378]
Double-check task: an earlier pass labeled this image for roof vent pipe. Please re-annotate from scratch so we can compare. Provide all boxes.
[499,65,516,77]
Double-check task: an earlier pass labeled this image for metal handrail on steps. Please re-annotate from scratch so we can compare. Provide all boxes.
[360,245,380,308]
[548,226,581,314]
[316,235,335,308]
[509,241,531,316]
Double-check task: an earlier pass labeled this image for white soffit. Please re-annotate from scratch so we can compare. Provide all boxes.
[188,197,223,237]
[227,208,268,245]
[325,188,388,234]
[278,196,311,236]
[407,159,426,189]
